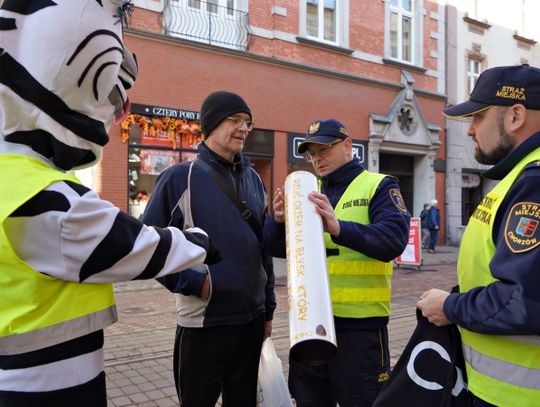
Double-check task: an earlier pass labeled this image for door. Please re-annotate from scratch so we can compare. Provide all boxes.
[379,153,414,214]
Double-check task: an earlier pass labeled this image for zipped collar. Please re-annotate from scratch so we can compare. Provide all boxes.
[321,159,364,189]
[197,142,250,172]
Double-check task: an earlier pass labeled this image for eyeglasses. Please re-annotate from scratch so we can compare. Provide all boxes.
[226,116,254,131]
[303,140,344,162]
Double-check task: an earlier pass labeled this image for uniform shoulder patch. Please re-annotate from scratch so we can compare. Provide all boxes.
[389,189,408,213]
[504,201,540,253]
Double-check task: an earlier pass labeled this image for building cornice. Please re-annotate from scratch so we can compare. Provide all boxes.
[125,28,445,100]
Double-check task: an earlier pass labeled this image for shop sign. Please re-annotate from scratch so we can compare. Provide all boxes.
[287,133,368,165]
[130,103,200,121]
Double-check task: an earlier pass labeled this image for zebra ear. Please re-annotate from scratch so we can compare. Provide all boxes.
[113,0,134,28]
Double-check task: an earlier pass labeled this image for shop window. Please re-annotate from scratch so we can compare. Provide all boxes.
[244,129,274,156]
[121,111,203,219]
[121,109,275,219]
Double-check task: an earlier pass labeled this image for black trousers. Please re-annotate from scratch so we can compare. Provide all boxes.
[289,326,390,407]
[173,315,265,407]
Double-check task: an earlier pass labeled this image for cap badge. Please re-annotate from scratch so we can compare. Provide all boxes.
[309,121,320,134]
[495,86,526,101]
[339,127,348,136]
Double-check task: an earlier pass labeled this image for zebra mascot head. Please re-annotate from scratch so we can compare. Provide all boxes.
[0,0,138,170]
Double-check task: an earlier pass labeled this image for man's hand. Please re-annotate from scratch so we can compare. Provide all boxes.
[308,192,340,237]
[272,187,285,223]
[264,320,272,339]
[417,289,451,326]
[200,275,210,300]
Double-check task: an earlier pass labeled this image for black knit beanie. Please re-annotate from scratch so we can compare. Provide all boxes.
[200,91,252,137]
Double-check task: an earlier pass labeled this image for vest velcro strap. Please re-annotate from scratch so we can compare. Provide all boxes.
[326,248,339,257]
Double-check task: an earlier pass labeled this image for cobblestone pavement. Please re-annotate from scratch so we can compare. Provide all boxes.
[105,246,459,406]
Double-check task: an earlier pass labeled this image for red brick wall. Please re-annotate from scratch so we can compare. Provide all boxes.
[100,1,446,220]
[100,34,444,209]
[98,125,128,209]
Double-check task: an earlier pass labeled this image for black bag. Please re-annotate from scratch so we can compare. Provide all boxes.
[373,309,472,407]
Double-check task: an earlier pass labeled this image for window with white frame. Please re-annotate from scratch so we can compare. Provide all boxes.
[187,0,233,14]
[305,0,339,43]
[164,0,247,50]
[388,0,415,63]
[467,59,481,94]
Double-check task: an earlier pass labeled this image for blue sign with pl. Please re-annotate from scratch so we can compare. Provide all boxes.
[287,133,368,165]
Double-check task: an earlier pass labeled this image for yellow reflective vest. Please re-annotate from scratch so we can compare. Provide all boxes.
[324,170,393,318]
[0,154,116,355]
[457,148,540,406]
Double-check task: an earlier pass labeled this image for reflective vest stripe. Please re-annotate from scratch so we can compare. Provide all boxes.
[332,302,388,317]
[461,330,540,366]
[0,306,117,355]
[463,344,540,390]
[506,335,540,346]
[331,287,392,302]
[328,260,392,275]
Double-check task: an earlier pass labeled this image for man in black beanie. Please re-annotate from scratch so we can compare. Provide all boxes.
[143,91,276,406]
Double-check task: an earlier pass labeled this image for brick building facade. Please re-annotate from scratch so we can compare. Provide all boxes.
[92,0,447,239]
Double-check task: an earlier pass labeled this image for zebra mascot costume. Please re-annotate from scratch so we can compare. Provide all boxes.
[0,1,215,405]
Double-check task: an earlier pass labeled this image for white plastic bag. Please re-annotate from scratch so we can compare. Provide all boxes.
[257,338,294,407]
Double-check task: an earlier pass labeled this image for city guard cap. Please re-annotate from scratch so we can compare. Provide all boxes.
[297,119,349,155]
[443,64,540,118]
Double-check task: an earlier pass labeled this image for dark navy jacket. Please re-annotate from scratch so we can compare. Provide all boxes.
[444,131,540,335]
[263,159,410,330]
[142,143,276,326]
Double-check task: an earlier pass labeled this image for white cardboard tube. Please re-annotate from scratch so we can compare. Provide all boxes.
[284,171,337,363]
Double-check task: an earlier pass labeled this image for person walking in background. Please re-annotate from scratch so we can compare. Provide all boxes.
[264,119,410,407]
[0,3,216,406]
[417,64,540,406]
[427,199,440,252]
[142,91,276,407]
[420,203,431,249]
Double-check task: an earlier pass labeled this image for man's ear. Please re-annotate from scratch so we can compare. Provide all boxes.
[344,137,353,159]
[508,104,527,130]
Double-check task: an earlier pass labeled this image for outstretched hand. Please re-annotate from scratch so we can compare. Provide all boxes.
[308,192,340,237]
[272,187,285,223]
